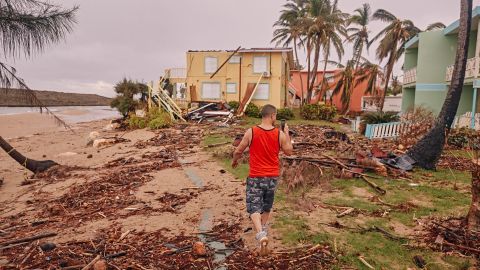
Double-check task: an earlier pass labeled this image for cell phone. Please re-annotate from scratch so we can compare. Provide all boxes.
[280,119,286,132]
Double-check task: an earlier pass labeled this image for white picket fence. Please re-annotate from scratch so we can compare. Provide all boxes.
[364,122,406,139]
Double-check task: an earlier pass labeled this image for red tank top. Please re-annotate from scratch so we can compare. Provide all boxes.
[249,126,280,177]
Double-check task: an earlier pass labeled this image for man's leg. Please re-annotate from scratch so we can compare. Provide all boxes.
[251,213,263,233]
[261,212,270,227]
[261,178,278,231]
[246,178,264,234]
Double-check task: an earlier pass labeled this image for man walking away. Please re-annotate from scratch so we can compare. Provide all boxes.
[232,104,293,255]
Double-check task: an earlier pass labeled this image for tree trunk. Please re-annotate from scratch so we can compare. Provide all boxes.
[306,38,311,105]
[317,51,330,104]
[294,37,304,108]
[308,36,322,103]
[0,136,58,174]
[407,0,472,169]
[379,47,396,112]
[468,161,480,231]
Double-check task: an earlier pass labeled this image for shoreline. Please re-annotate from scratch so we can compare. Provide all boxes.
[0,111,119,139]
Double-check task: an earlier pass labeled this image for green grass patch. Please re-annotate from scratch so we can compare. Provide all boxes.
[202,134,231,146]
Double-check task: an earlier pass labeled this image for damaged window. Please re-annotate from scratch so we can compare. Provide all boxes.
[253,83,269,100]
[204,56,218,73]
[202,82,221,99]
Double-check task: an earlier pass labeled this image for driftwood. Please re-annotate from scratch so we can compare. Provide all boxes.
[0,232,57,246]
[337,208,355,218]
[81,255,101,270]
[361,176,386,195]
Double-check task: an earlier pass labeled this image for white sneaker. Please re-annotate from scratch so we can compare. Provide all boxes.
[255,231,269,256]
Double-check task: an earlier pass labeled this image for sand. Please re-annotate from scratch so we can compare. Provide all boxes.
[0,114,269,266]
[0,113,65,139]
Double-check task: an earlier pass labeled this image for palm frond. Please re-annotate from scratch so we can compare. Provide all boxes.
[0,0,78,58]
[426,22,446,31]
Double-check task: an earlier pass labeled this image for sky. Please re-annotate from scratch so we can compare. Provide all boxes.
[8,0,480,98]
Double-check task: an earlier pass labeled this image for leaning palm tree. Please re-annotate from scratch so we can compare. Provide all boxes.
[407,0,471,169]
[0,0,78,173]
[347,3,371,69]
[272,0,307,105]
[370,9,421,112]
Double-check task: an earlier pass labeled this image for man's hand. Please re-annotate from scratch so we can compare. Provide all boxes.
[284,123,290,138]
[280,123,293,156]
[232,159,239,168]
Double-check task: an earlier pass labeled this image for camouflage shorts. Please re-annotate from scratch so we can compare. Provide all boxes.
[246,177,278,215]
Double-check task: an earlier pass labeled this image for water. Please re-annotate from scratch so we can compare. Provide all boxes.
[0,106,121,123]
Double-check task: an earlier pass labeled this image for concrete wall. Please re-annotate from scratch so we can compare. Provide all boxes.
[404,48,418,70]
[401,87,415,112]
[402,29,479,116]
[186,51,290,108]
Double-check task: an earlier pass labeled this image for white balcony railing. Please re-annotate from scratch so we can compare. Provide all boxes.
[165,68,187,79]
[403,67,417,84]
[446,57,479,81]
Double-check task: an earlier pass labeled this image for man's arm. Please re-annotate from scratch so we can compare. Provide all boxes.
[280,123,293,156]
[232,128,252,168]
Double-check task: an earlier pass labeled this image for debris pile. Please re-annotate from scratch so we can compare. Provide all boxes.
[421,217,480,257]
[1,221,335,270]
[186,101,234,125]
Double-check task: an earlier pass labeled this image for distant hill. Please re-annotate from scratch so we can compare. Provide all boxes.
[0,89,112,106]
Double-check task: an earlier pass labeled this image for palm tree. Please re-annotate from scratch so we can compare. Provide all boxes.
[331,60,355,113]
[355,60,385,109]
[347,3,371,69]
[272,0,307,105]
[370,9,421,112]
[304,0,347,103]
[0,0,78,173]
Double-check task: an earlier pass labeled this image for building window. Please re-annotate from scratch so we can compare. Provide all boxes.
[202,82,221,99]
[204,56,218,73]
[253,56,268,73]
[229,55,241,64]
[253,83,269,100]
[325,73,335,83]
[226,83,237,94]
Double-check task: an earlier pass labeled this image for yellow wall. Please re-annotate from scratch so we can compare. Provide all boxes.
[186,50,291,108]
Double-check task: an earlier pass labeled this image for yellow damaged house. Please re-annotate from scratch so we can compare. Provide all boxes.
[165,48,294,109]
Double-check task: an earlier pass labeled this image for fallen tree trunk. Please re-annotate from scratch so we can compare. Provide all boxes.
[0,136,58,173]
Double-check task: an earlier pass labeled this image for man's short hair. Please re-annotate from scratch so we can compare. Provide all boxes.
[261,104,277,118]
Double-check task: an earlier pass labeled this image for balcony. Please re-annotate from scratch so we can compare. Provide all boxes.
[446,57,479,81]
[403,67,417,85]
[165,68,187,79]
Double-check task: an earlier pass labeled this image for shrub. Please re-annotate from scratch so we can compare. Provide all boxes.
[128,114,147,129]
[359,111,399,134]
[398,106,435,148]
[147,109,172,130]
[448,127,480,149]
[300,104,337,121]
[277,108,295,120]
[245,103,261,118]
[228,101,240,112]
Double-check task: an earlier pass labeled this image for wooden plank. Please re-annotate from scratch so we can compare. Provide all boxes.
[236,83,256,115]
[190,85,198,102]
[210,46,241,79]
[238,73,264,116]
